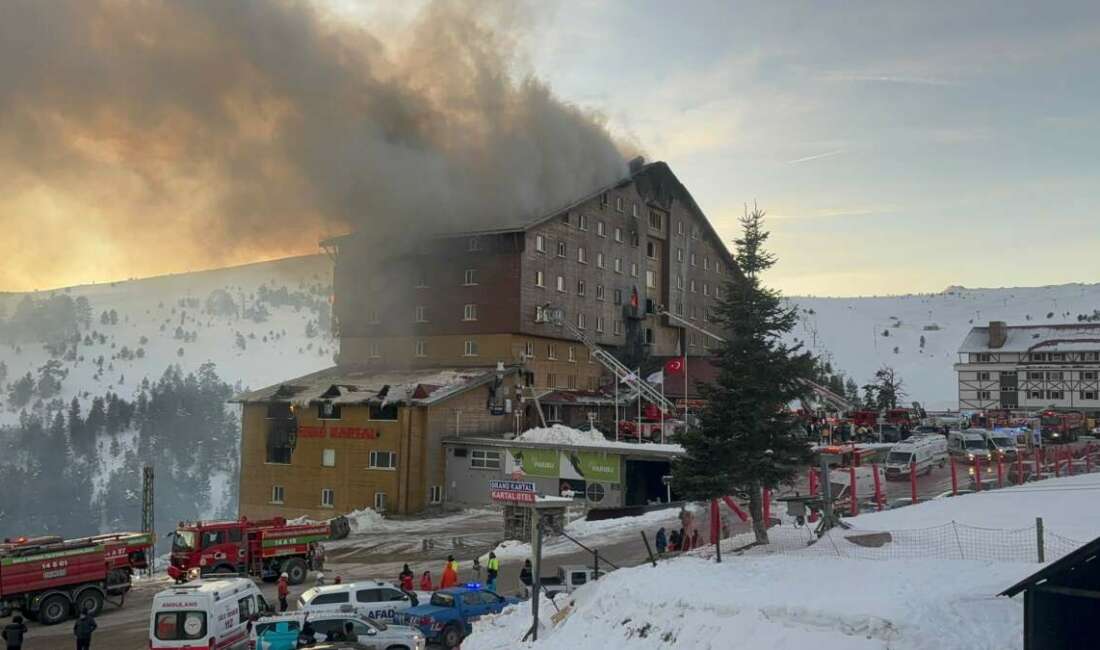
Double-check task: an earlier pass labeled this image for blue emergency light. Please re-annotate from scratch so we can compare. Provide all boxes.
[465,583,482,590]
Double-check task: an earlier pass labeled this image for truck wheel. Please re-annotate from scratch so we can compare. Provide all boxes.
[329,516,351,540]
[442,625,464,649]
[283,558,308,585]
[211,563,236,576]
[75,589,104,617]
[38,594,71,625]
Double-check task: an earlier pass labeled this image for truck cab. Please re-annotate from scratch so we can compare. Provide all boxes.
[540,565,605,596]
[398,585,519,648]
[169,520,248,582]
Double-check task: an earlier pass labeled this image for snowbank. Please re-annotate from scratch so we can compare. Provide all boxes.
[468,554,1029,650]
[516,425,608,445]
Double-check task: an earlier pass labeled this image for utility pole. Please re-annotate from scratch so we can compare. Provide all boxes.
[142,465,155,577]
[525,513,544,642]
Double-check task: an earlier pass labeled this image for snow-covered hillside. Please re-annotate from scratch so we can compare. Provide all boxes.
[786,282,1100,409]
[0,254,335,426]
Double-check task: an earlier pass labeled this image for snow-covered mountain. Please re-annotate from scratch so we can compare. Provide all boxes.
[0,254,336,426]
[786,283,1100,410]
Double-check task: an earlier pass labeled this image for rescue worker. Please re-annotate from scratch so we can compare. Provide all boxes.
[314,572,326,587]
[277,572,290,612]
[73,609,97,650]
[519,559,533,598]
[667,529,680,552]
[419,570,434,591]
[448,554,459,575]
[655,527,667,555]
[333,575,342,584]
[472,557,482,582]
[398,564,414,591]
[2,615,27,650]
[486,552,500,592]
[439,556,458,589]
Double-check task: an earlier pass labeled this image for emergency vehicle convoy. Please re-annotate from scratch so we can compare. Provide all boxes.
[0,531,153,625]
[167,516,349,586]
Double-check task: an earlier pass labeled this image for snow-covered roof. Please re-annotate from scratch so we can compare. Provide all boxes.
[958,323,1100,353]
[233,365,516,407]
[444,424,685,458]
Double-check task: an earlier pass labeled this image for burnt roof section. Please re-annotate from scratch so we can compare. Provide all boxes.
[1000,534,1100,597]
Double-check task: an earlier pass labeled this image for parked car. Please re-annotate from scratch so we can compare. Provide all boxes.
[540,565,605,597]
[297,580,418,623]
[948,430,993,464]
[397,585,520,648]
[250,611,424,650]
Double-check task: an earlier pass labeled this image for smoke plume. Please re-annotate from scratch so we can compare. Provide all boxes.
[0,0,630,290]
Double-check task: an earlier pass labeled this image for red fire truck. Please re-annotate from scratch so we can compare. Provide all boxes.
[166,516,349,585]
[1039,410,1087,444]
[0,531,153,625]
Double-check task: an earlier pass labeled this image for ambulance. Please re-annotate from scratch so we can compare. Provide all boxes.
[150,577,270,649]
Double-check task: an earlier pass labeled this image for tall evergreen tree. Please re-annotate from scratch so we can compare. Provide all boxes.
[672,205,815,546]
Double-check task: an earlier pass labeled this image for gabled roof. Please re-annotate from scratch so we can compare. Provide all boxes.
[959,324,1100,354]
[1000,533,1100,597]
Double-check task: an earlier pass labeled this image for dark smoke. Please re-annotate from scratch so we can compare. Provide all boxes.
[0,0,630,289]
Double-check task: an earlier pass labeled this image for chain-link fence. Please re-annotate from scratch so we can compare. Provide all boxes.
[686,518,1084,563]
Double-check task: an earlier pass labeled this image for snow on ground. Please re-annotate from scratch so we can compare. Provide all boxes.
[468,555,1030,650]
[785,281,1100,409]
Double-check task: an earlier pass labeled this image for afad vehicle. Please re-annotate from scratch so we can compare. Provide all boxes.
[398,584,520,649]
[1039,410,1087,444]
[0,531,153,625]
[167,516,350,585]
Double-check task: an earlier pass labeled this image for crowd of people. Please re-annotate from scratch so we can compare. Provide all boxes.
[653,525,702,554]
[2,608,97,650]
[391,550,502,595]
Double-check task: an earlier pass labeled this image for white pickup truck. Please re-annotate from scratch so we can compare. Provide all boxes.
[540,566,605,597]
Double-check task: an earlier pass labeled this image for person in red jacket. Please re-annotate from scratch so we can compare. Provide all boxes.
[399,564,415,592]
[277,573,290,612]
[419,570,433,591]
[439,557,458,589]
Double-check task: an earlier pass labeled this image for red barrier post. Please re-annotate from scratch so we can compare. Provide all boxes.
[974,455,982,492]
[709,499,719,545]
[1035,447,1042,481]
[1054,452,1060,478]
[1067,449,1074,476]
[950,456,958,496]
[849,465,858,516]
[807,469,820,523]
[1016,452,1025,485]
[909,461,918,504]
[997,456,1004,488]
[721,495,749,522]
[872,463,884,511]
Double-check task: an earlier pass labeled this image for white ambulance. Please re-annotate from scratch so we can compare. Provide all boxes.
[150,577,270,649]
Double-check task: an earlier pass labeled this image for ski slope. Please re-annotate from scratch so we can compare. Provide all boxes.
[786,282,1100,409]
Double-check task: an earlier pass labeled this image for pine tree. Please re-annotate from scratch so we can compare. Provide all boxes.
[672,205,814,546]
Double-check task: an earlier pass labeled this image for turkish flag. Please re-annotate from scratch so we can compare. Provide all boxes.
[665,357,684,374]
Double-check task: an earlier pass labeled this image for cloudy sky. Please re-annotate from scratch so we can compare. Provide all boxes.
[2,1,1098,296]
[521,0,1100,295]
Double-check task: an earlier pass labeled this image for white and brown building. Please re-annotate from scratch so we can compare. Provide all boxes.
[955,321,1100,414]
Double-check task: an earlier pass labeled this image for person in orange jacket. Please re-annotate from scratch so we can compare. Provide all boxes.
[439,556,458,589]
[419,570,433,591]
[277,573,290,612]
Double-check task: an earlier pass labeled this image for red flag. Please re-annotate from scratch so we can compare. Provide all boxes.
[630,286,639,308]
[665,357,684,374]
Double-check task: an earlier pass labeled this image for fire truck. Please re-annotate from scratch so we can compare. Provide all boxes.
[0,531,153,625]
[167,516,349,585]
[1039,410,1087,443]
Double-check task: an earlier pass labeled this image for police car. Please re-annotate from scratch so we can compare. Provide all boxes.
[297,581,417,623]
[250,611,424,650]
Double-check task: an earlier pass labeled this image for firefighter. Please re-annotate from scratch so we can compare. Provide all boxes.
[73,609,97,650]
[486,552,500,592]
[277,572,290,612]
[519,559,533,598]
[439,556,458,589]
[398,564,414,591]
[419,570,433,591]
[472,556,482,582]
[2,615,26,650]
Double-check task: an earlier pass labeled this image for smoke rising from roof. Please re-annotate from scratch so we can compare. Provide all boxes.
[0,0,630,290]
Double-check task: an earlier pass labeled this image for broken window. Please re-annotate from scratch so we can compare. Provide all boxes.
[317,402,342,420]
[265,417,295,464]
[369,403,399,421]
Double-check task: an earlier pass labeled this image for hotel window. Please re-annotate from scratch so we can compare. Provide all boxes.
[367,308,380,324]
[689,332,697,347]
[1084,371,1098,380]
[561,213,570,225]
[1047,390,1064,400]
[1029,390,1043,399]
[1082,391,1098,401]
[318,402,342,420]
[631,231,640,247]
[577,313,586,330]
[648,210,662,230]
[369,451,398,469]
[714,285,720,298]
[703,283,709,296]
[600,192,609,208]
[596,284,605,300]
[463,304,478,321]
[977,371,991,381]
[577,280,586,296]
[646,270,656,289]
[471,449,501,469]
[374,492,387,511]
[271,485,285,504]
[578,246,588,263]
[704,257,709,271]
[690,306,698,320]
[646,241,656,258]
[557,241,567,257]
[675,301,683,316]
[547,344,558,360]
[415,339,426,357]
[369,403,399,421]
[524,341,535,358]
[615,227,623,242]
[415,274,429,289]
[978,391,991,400]
[536,234,546,253]
[613,289,623,305]
[429,486,443,504]
[321,488,335,508]
[467,236,481,251]
[596,252,605,268]
[597,221,606,237]
[691,226,699,239]
[568,346,576,362]
[1047,371,1063,381]
[616,196,624,212]
[535,270,545,287]
[463,269,477,285]
[677,248,684,263]
[368,342,381,358]
[632,202,639,218]
[691,253,697,266]
[614,258,623,273]
[1084,352,1100,362]
[676,274,684,289]
[1027,371,1044,380]
[322,448,336,467]
[613,320,623,335]
[556,275,566,292]
[578,214,589,230]
[677,220,684,236]
[596,316,605,332]
[630,262,638,277]
[463,339,479,356]
[415,306,427,322]
[690,280,697,293]
[645,328,655,344]
[546,373,556,387]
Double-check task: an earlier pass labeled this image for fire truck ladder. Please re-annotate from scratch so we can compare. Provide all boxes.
[546,305,675,414]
